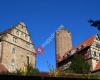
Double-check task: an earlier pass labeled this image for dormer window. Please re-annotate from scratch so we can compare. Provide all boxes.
[96,37,99,40]
[82,44,87,48]
[79,46,82,50]
[76,47,81,51]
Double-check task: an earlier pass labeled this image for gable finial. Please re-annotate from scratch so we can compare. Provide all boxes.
[19,22,26,27]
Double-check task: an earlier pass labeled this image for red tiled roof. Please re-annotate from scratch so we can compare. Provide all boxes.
[95,61,100,71]
[0,64,8,73]
[0,28,12,36]
[75,34,96,49]
[59,34,97,62]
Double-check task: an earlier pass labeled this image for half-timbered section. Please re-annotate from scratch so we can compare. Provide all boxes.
[57,33,100,72]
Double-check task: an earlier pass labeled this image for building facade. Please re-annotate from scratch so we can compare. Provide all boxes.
[56,27,100,72]
[0,22,36,72]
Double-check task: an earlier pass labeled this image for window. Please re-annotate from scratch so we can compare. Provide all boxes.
[88,49,92,58]
[11,59,15,66]
[26,43,30,48]
[21,25,24,28]
[0,39,1,42]
[99,54,100,59]
[82,44,87,47]
[25,34,28,39]
[27,56,29,66]
[6,34,8,38]
[13,37,18,43]
[12,48,16,54]
[94,51,96,57]
[84,53,88,60]
[16,31,19,35]
[96,44,100,48]
[21,32,23,36]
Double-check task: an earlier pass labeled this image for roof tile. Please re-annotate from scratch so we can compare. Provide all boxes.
[76,34,96,49]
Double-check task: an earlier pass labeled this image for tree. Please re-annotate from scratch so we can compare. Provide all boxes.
[69,53,90,74]
[7,64,40,76]
[88,19,100,30]
[26,64,40,76]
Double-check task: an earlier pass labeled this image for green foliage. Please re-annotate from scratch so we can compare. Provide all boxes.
[69,53,90,74]
[26,64,40,76]
[6,64,40,76]
[88,74,100,79]
[5,69,22,75]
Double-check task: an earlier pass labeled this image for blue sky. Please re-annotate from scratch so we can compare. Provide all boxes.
[0,0,100,72]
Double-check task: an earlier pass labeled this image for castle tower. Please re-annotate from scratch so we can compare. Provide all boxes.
[55,25,72,65]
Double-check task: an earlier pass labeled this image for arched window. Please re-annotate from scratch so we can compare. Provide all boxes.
[11,59,15,66]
